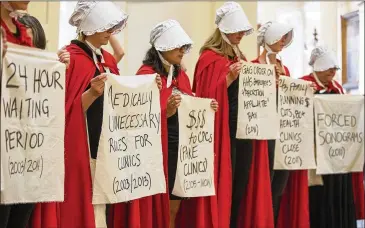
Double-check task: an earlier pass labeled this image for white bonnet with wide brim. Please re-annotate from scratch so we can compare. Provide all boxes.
[69,1,128,36]
[309,46,340,72]
[215,1,253,35]
[257,21,294,48]
[150,19,193,53]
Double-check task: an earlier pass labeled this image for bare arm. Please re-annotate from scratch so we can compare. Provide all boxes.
[82,74,107,112]
[109,35,124,63]
[82,89,99,112]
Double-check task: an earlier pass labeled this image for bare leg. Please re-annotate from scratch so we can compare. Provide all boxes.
[169,200,181,228]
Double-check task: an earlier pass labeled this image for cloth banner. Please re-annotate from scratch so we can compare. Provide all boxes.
[236,62,277,139]
[314,95,364,174]
[274,76,316,170]
[92,74,166,204]
[172,95,215,197]
[1,43,65,204]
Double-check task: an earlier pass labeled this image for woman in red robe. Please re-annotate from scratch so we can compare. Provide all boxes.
[177,2,274,228]
[110,19,218,228]
[0,2,36,227]
[29,1,128,228]
[300,46,364,228]
[252,21,310,228]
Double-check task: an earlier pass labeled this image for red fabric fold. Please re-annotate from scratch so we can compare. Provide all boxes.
[237,140,274,228]
[176,50,233,228]
[276,171,310,228]
[352,172,365,220]
[30,44,119,228]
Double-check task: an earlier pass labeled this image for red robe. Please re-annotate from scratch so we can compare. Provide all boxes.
[109,64,192,228]
[301,74,365,221]
[1,18,33,47]
[251,58,310,228]
[30,44,119,228]
[177,49,273,228]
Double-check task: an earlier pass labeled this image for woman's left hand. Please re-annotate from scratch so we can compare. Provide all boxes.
[155,74,162,90]
[57,46,70,69]
[210,99,219,112]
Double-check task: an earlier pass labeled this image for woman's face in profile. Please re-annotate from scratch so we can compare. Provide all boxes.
[226,31,245,45]
[315,68,337,85]
[268,34,288,53]
[161,47,185,65]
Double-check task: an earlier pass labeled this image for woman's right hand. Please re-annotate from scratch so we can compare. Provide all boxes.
[166,94,181,118]
[226,61,243,86]
[88,74,107,97]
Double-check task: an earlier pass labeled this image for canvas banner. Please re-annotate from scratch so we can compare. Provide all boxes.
[314,95,364,174]
[274,76,316,170]
[92,74,166,204]
[236,62,277,139]
[172,95,215,197]
[1,43,65,204]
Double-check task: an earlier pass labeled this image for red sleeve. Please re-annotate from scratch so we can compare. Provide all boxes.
[352,172,365,219]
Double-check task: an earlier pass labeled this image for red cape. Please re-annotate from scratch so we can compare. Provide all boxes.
[301,74,365,221]
[1,18,33,47]
[177,49,273,228]
[176,49,232,228]
[109,64,192,228]
[250,58,310,228]
[30,44,119,228]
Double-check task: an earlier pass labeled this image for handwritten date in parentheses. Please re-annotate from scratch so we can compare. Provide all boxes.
[328,146,346,159]
[8,155,44,178]
[284,155,303,167]
[113,172,152,195]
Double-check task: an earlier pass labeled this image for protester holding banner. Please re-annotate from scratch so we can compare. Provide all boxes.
[21,16,70,228]
[0,1,37,227]
[49,1,128,227]
[301,46,365,228]
[109,19,217,228]
[253,21,310,228]
[186,2,266,228]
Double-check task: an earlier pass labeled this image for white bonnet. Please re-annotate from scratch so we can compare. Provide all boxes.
[309,46,340,72]
[257,21,293,48]
[150,19,193,53]
[215,2,253,35]
[69,1,128,36]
